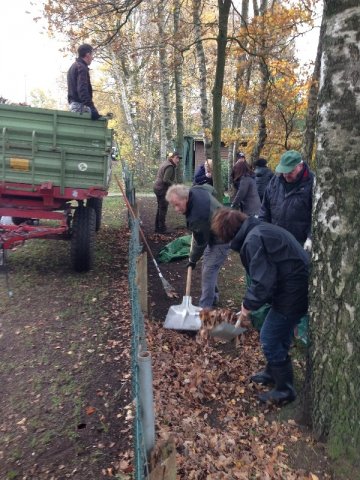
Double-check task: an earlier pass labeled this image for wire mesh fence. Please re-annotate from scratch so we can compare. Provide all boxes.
[128,217,149,479]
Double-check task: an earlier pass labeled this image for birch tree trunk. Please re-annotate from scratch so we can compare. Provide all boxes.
[157,0,173,159]
[111,56,142,161]
[301,12,325,164]
[212,0,232,201]
[192,0,212,158]
[310,0,360,461]
[174,0,184,182]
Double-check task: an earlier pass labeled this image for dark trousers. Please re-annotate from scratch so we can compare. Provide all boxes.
[155,193,168,232]
[260,308,303,365]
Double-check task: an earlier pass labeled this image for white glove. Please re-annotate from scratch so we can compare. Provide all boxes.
[304,238,312,252]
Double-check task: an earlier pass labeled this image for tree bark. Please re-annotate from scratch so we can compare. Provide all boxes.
[227,0,251,182]
[310,0,360,462]
[192,0,212,158]
[301,11,325,163]
[157,0,173,159]
[174,0,184,182]
[212,0,232,201]
[251,0,269,164]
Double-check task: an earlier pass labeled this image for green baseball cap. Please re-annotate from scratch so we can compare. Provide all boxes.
[275,150,302,174]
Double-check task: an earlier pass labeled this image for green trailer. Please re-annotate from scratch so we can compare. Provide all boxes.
[0,104,113,272]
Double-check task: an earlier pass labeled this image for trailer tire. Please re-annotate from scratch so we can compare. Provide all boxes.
[12,217,27,225]
[71,206,96,272]
[87,198,103,232]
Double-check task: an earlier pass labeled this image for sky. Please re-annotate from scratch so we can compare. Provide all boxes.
[0,0,71,107]
[0,0,321,108]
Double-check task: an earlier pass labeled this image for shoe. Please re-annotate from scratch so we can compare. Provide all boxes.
[155,227,167,234]
[258,358,296,405]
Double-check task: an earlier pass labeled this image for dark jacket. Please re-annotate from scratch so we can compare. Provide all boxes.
[232,175,261,216]
[186,185,223,263]
[258,163,314,245]
[193,163,213,186]
[153,159,177,195]
[231,217,309,315]
[67,58,95,109]
[255,166,273,200]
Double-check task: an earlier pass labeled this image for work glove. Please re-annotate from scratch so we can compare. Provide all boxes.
[186,260,196,270]
[304,238,312,252]
[90,108,101,120]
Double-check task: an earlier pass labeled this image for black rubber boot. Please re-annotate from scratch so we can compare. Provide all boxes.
[258,358,296,405]
[250,364,274,386]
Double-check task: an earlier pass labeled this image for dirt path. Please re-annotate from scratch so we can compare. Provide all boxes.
[0,198,132,479]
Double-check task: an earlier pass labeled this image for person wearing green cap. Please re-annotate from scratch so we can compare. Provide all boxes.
[258,150,314,251]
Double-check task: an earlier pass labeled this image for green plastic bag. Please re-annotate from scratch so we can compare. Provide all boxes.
[157,235,192,263]
[295,314,309,345]
[250,304,271,331]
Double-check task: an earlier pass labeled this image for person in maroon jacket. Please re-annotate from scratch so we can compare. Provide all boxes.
[67,44,100,120]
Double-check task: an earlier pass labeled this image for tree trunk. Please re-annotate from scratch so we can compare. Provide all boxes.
[192,0,212,159]
[157,0,173,158]
[301,12,325,164]
[212,0,232,201]
[174,0,184,182]
[310,0,360,463]
[227,0,251,185]
[111,56,142,161]
[251,0,269,164]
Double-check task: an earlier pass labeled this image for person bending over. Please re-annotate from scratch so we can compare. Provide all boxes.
[211,208,309,405]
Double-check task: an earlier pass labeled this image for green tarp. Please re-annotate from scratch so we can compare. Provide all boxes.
[157,235,192,263]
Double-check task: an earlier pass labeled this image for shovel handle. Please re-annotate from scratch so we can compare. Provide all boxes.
[185,266,192,296]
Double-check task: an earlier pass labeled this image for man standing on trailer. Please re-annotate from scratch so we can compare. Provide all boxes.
[67,44,101,120]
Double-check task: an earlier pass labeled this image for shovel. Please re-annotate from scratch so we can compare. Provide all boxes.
[164,265,202,331]
[209,314,248,341]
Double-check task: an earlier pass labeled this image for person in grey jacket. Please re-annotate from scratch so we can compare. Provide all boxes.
[211,208,309,405]
[231,161,261,215]
[166,184,230,308]
[259,150,314,251]
[254,158,273,201]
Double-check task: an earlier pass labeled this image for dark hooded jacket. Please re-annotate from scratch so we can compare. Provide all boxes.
[258,162,314,245]
[255,166,273,201]
[186,185,223,263]
[67,57,95,109]
[231,217,309,315]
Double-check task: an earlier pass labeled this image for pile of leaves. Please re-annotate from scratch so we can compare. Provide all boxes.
[146,322,330,479]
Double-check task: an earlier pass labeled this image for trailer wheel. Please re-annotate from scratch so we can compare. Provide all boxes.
[12,217,27,225]
[87,198,103,232]
[71,206,96,272]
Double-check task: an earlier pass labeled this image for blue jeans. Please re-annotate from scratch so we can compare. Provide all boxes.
[199,243,230,308]
[260,308,303,365]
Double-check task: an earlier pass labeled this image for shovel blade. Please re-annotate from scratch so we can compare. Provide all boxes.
[164,296,202,331]
[209,322,247,341]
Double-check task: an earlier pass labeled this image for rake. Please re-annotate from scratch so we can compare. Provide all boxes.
[115,174,177,299]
